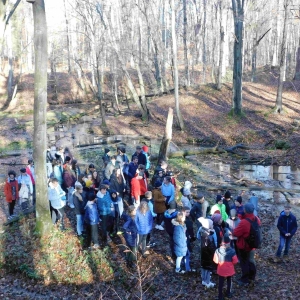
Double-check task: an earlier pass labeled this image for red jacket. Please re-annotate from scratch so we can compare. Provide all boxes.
[4,180,19,203]
[233,213,261,251]
[26,166,35,185]
[131,176,147,201]
[213,246,238,277]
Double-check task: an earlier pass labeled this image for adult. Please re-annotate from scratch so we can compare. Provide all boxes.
[275,204,297,261]
[233,203,261,286]
[26,159,36,205]
[104,155,119,181]
[131,145,146,166]
[151,168,165,186]
[131,171,148,207]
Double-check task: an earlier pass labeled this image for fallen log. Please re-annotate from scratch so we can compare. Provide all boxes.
[3,206,35,226]
[232,174,263,186]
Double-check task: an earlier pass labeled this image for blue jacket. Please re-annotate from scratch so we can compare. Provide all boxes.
[17,174,33,194]
[84,201,99,225]
[128,162,139,180]
[161,183,175,203]
[164,209,178,236]
[123,217,138,247]
[96,191,112,216]
[277,211,298,237]
[53,165,63,185]
[48,183,66,209]
[141,150,151,170]
[172,219,187,257]
[135,209,153,234]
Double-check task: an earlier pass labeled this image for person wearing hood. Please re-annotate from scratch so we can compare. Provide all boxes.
[275,204,297,261]
[197,217,217,288]
[180,187,192,210]
[173,212,195,274]
[109,189,124,236]
[73,183,86,236]
[211,195,228,221]
[96,184,113,242]
[48,178,66,231]
[161,176,175,208]
[213,234,238,300]
[163,200,178,257]
[84,193,100,249]
[4,170,19,220]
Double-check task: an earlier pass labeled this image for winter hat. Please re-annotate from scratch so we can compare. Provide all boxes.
[105,148,110,154]
[75,182,83,189]
[169,200,177,209]
[20,168,26,173]
[244,202,255,214]
[230,208,237,217]
[85,180,93,188]
[216,195,223,203]
[198,217,213,230]
[154,180,162,188]
[89,163,95,169]
[236,196,243,204]
[211,213,222,224]
[142,145,149,153]
[145,191,152,199]
[136,145,142,150]
[224,191,231,199]
[221,234,231,244]
[183,188,191,196]
[102,179,110,186]
[184,181,192,190]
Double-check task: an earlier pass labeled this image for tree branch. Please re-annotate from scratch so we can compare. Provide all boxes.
[5,0,21,28]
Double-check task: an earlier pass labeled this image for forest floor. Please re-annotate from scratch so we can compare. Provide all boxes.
[0,67,300,298]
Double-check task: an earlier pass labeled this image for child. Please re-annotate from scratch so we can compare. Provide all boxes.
[183,207,196,267]
[123,206,138,268]
[173,212,187,274]
[190,195,203,226]
[180,187,192,210]
[197,217,217,288]
[212,213,229,247]
[213,235,238,300]
[161,176,175,209]
[164,200,178,258]
[73,183,86,236]
[19,180,29,212]
[135,201,153,257]
[153,181,166,231]
[226,208,240,254]
[110,189,124,236]
[84,193,100,249]
[211,195,228,221]
[17,168,33,205]
[48,178,66,231]
[143,191,156,248]
[4,170,19,220]
[232,196,245,220]
[199,195,210,218]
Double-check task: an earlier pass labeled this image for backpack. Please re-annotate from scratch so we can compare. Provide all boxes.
[245,217,262,249]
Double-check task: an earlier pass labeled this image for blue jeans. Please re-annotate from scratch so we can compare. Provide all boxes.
[276,235,292,257]
[76,214,83,235]
[176,250,191,271]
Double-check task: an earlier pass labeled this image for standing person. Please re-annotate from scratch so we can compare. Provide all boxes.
[163,200,178,257]
[84,193,100,249]
[233,203,261,286]
[199,194,210,218]
[123,206,138,268]
[153,181,166,230]
[183,207,196,266]
[17,168,33,200]
[213,235,238,300]
[4,170,19,220]
[84,164,96,177]
[128,156,139,184]
[141,145,151,178]
[55,146,65,164]
[226,209,240,255]
[161,176,175,208]
[212,213,229,247]
[26,159,36,205]
[62,164,76,208]
[109,189,124,236]
[135,201,153,257]
[275,204,297,262]
[96,184,113,243]
[151,168,165,186]
[71,159,81,181]
[102,148,111,168]
[53,159,63,186]
[223,191,234,217]
[131,171,148,207]
[197,217,217,288]
[190,195,203,226]
[73,183,86,237]
[92,171,101,192]
[48,178,66,231]
[110,168,126,199]
[117,147,130,176]
[143,191,157,248]
[232,196,245,220]
[249,193,259,216]
[180,188,192,210]
[131,145,147,167]
[211,195,228,221]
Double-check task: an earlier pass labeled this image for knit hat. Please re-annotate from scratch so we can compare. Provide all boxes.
[236,196,243,204]
[224,191,231,199]
[244,202,255,214]
[198,217,213,230]
[184,181,192,190]
[211,213,222,223]
[145,191,152,199]
[154,180,162,188]
[183,188,191,196]
[169,200,177,209]
[89,163,95,169]
[102,179,110,186]
[222,234,231,244]
[142,145,149,153]
[85,180,93,188]
[20,168,26,173]
[105,148,110,154]
[216,195,223,203]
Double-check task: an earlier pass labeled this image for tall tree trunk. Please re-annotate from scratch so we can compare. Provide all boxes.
[275,0,290,113]
[63,0,71,73]
[158,108,173,163]
[232,0,245,116]
[96,66,106,127]
[171,0,184,130]
[153,40,164,94]
[272,0,281,67]
[31,0,52,235]
[6,22,13,99]
[183,0,190,87]
[202,0,207,84]
[135,61,148,118]
[217,1,225,90]
[293,37,300,80]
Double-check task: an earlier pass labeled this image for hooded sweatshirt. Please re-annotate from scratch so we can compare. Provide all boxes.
[96,190,112,216]
[161,183,175,203]
[84,201,99,225]
[213,245,238,277]
[163,209,178,235]
[48,182,66,209]
[277,210,297,237]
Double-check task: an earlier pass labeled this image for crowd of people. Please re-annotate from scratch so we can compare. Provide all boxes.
[3,144,298,300]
